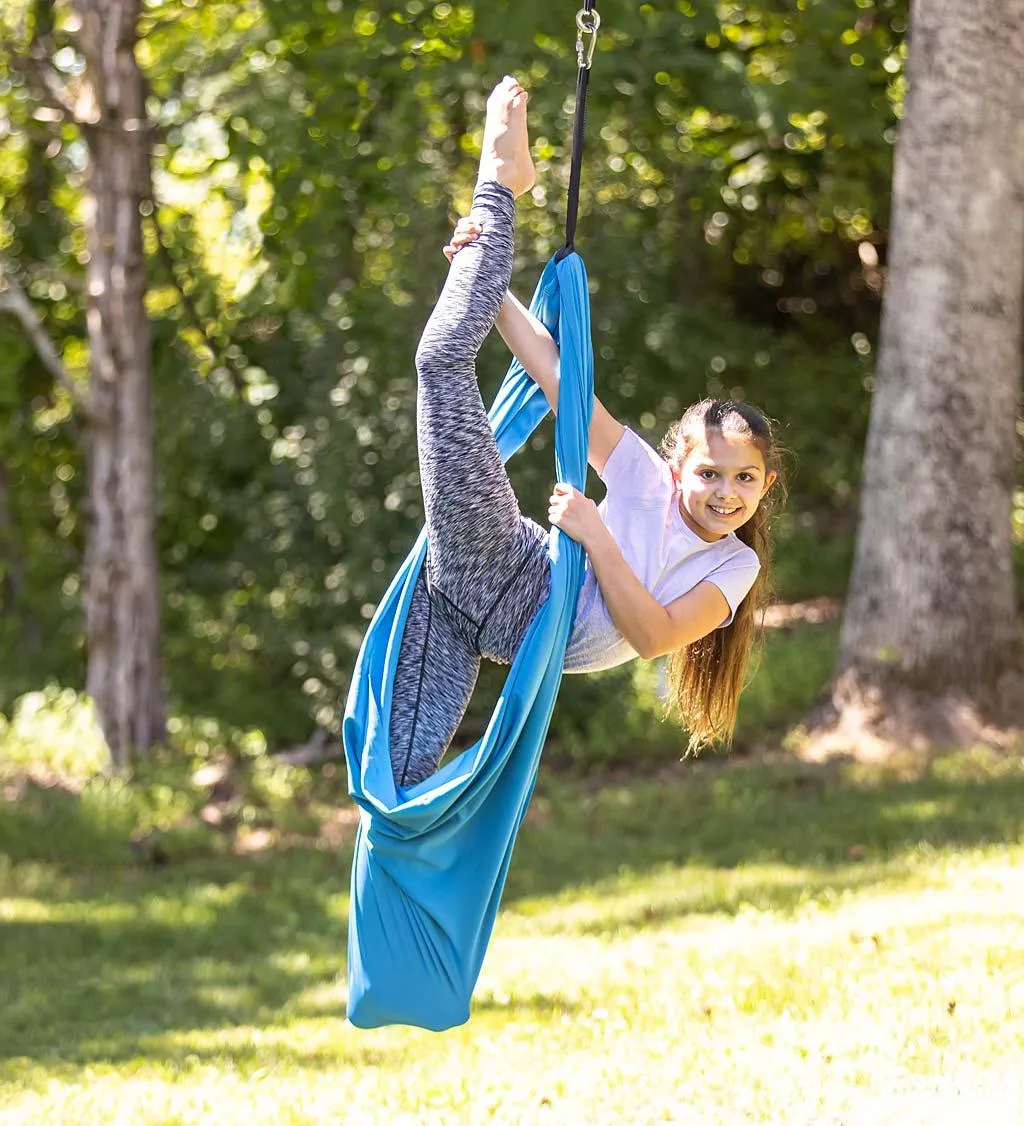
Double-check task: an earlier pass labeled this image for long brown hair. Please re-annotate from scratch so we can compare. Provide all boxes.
[659,399,787,754]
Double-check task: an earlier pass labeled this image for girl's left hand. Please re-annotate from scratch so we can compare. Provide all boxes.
[548,483,602,546]
[443,216,482,263]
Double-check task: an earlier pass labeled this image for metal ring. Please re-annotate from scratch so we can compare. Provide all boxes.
[576,9,601,34]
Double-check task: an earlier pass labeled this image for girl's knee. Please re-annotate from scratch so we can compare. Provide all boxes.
[414,335,443,375]
[415,330,473,376]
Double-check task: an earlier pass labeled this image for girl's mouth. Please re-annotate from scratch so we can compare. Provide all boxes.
[708,504,740,518]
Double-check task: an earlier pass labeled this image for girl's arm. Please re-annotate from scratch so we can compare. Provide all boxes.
[444,216,623,473]
[497,291,624,475]
[548,485,730,658]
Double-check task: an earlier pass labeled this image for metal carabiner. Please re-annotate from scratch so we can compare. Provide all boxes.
[575,8,601,70]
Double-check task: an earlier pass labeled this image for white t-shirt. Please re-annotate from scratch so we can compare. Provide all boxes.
[563,428,761,674]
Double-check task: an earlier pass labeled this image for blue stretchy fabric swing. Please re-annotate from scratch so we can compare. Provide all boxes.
[344,253,593,1031]
[344,2,600,1031]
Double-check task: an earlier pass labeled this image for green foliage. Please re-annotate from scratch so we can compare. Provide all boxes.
[0,777,159,869]
[146,0,901,745]
[735,619,839,746]
[772,517,854,600]
[1,1,925,754]
[545,619,840,772]
[0,686,110,779]
[0,617,840,840]
[0,687,322,865]
[0,10,86,710]
[546,660,679,771]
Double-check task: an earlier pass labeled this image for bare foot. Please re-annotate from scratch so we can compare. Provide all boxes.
[477,75,535,198]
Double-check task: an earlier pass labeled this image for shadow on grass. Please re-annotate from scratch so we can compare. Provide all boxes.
[471,991,582,1019]
[0,847,355,1071]
[505,756,1024,909]
[564,862,916,938]
[1,753,1022,1069]
[0,874,582,1076]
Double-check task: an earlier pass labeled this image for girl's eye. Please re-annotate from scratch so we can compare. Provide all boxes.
[699,469,717,480]
[738,473,754,483]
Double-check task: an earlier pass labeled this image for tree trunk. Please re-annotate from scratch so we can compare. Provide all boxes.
[812,0,1024,757]
[76,0,165,766]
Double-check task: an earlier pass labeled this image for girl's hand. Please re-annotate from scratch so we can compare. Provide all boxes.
[548,482,603,546]
[442,216,482,262]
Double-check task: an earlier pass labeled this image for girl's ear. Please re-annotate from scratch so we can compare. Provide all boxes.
[669,460,683,490]
[761,470,778,497]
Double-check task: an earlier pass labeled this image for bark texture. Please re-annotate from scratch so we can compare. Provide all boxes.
[76,0,165,766]
[818,0,1024,755]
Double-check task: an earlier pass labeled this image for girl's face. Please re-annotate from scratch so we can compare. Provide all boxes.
[672,429,776,542]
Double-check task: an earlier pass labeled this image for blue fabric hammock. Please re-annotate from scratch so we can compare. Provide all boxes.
[343,250,593,1031]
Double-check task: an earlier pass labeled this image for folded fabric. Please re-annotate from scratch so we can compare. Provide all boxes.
[344,251,594,1030]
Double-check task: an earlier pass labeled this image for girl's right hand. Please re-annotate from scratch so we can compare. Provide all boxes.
[442,216,482,262]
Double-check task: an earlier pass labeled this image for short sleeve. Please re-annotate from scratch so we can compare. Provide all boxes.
[599,428,672,497]
[704,547,761,627]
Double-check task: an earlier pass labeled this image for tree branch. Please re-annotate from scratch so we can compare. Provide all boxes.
[28,45,90,122]
[0,37,88,127]
[148,211,247,399]
[273,728,344,767]
[0,264,90,417]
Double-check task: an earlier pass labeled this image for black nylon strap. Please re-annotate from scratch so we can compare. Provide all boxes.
[555,2,598,262]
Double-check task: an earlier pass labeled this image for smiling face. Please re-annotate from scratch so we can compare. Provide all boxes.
[672,428,777,542]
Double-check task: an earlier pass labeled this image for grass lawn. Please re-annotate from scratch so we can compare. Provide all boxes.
[2,749,1023,1125]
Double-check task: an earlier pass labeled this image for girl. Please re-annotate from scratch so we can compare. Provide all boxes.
[390,76,784,788]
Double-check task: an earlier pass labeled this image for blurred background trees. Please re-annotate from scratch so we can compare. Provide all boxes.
[0,0,1019,766]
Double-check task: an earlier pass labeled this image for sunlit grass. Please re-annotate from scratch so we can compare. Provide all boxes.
[2,751,1023,1124]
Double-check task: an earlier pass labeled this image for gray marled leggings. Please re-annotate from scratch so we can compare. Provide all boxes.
[389,182,552,788]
